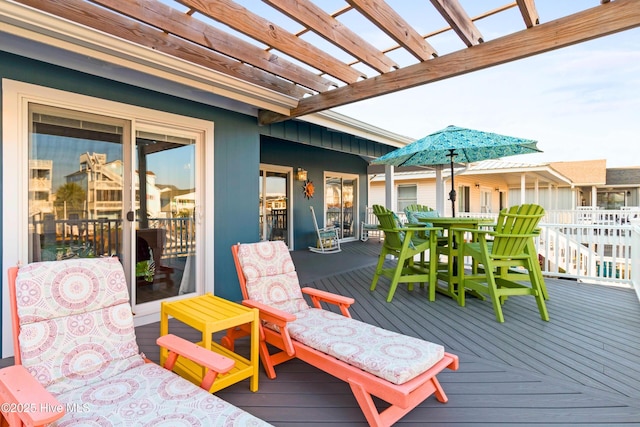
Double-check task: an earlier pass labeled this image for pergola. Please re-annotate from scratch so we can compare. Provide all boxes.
[3,0,639,126]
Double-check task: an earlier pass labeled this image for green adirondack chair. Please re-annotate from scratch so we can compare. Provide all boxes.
[404,204,449,251]
[370,205,441,302]
[458,204,549,323]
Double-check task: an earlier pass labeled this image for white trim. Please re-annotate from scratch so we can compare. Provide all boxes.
[259,164,294,249]
[323,171,360,243]
[2,79,214,357]
[303,110,413,148]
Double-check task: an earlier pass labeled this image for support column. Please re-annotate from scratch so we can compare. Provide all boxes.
[384,164,395,211]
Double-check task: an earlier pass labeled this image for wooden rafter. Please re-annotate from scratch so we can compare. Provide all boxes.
[430,0,483,46]
[178,0,365,84]
[346,0,437,61]
[15,0,308,98]
[516,0,540,28]
[263,0,398,74]
[89,0,334,93]
[259,0,640,124]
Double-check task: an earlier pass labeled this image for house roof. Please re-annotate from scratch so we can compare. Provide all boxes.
[369,158,574,188]
[549,159,607,186]
[606,167,640,187]
[3,0,639,127]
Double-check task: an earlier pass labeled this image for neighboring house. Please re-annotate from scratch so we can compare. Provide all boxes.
[0,4,405,356]
[368,159,640,215]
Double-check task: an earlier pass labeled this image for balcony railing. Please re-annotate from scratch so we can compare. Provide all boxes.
[464,209,635,287]
[368,207,637,292]
[32,217,195,262]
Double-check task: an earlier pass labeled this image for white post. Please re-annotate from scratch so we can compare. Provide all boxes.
[520,173,526,205]
[384,164,395,211]
[631,218,640,303]
[591,185,598,207]
[435,165,444,216]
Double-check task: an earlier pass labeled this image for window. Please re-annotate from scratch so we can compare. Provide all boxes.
[597,191,625,209]
[397,185,417,211]
[458,185,470,213]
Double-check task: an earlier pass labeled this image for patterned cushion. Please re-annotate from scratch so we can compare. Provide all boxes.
[15,258,145,395]
[237,241,309,314]
[19,302,145,395]
[286,308,444,385]
[53,363,270,426]
[16,257,129,322]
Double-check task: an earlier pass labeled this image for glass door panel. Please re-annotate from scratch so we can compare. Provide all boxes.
[325,174,357,239]
[134,131,196,305]
[28,104,198,307]
[28,104,127,264]
[259,168,289,245]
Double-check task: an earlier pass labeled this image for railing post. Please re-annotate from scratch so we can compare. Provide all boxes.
[631,218,640,303]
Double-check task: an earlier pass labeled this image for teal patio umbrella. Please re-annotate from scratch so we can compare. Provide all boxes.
[371,125,541,216]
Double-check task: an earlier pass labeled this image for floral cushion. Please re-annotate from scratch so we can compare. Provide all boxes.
[237,241,309,314]
[53,363,270,426]
[15,258,145,395]
[15,257,130,322]
[286,308,444,385]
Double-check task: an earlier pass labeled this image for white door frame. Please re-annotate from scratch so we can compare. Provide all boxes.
[2,79,214,357]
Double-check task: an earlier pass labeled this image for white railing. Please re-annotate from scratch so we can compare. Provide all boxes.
[631,218,640,301]
[370,207,636,289]
[536,223,632,286]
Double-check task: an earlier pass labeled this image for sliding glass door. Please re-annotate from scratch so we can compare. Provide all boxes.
[259,165,291,246]
[325,173,357,240]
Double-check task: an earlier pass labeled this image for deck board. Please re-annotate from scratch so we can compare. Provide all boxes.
[3,240,640,425]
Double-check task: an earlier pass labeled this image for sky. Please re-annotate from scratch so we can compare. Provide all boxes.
[330,3,640,168]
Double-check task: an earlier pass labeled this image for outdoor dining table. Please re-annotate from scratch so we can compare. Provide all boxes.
[418,216,495,305]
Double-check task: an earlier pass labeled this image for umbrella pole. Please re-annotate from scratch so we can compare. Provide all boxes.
[447,149,456,218]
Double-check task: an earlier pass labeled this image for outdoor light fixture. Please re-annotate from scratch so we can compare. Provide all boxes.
[296,167,308,181]
[475,183,480,189]
[495,187,500,192]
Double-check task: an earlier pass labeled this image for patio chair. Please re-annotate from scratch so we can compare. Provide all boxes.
[458,204,550,323]
[370,205,441,302]
[0,257,270,426]
[360,205,381,242]
[224,240,458,427]
[309,205,341,253]
[137,228,175,287]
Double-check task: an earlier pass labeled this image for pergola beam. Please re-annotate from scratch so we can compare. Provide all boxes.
[15,0,307,98]
[90,0,335,93]
[516,0,540,28]
[430,0,483,46]
[259,0,640,125]
[179,0,365,84]
[346,0,437,61]
[264,0,398,74]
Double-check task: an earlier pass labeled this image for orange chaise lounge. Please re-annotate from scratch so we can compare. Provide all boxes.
[0,257,270,426]
[224,241,459,427]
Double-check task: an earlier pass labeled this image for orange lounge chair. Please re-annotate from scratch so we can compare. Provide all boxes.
[0,257,270,426]
[224,241,459,427]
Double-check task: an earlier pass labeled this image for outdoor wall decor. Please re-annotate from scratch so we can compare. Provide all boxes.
[303,180,315,199]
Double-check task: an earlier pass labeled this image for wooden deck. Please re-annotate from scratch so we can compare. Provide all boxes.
[4,240,640,425]
[141,241,640,426]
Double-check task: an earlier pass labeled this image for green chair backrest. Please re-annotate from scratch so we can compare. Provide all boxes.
[491,204,544,257]
[372,205,406,250]
[404,205,441,237]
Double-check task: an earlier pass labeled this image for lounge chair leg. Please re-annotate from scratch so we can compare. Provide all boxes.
[348,380,384,427]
